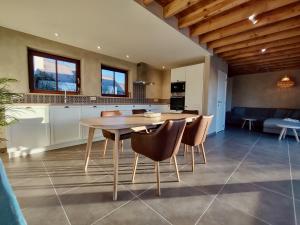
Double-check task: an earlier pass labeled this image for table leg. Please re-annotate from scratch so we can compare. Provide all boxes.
[283,128,287,139]
[278,128,286,141]
[292,129,299,143]
[84,127,95,172]
[242,120,246,128]
[113,130,120,201]
[249,121,252,131]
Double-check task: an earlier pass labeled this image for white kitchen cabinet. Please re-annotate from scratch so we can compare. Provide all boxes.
[6,104,169,157]
[50,105,81,145]
[171,67,186,82]
[81,105,105,140]
[185,63,204,113]
[5,105,50,156]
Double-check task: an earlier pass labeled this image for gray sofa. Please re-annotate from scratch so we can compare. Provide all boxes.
[226,107,300,135]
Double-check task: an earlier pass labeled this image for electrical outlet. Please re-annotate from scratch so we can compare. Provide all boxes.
[90,96,96,101]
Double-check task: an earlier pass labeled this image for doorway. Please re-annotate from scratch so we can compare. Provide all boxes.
[216,70,227,133]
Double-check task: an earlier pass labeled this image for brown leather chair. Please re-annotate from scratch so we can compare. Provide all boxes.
[181,115,213,172]
[101,110,131,157]
[182,110,199,115]
[132,109,147,114]
[131,119,186,196]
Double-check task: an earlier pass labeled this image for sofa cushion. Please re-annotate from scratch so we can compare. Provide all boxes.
[0,159,27,225]
[263,118,284,128]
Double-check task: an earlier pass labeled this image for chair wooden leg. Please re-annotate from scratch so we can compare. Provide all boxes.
[103,138,108,157]
[173,156,180,182]
[155,161,161,196]
[191,146,195,172]
[199,143,207,164]
[132,153,139,183]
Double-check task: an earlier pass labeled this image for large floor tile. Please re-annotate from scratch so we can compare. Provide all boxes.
[59,175,135,225]
[197,198,268,225]
[217,177,295,225]
[138,179,216,225]
[94,199,171,225]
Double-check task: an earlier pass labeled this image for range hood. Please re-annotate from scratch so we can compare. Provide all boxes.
[134,62,155,85]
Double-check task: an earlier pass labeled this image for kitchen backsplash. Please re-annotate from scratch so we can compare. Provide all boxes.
[13,84,169,104]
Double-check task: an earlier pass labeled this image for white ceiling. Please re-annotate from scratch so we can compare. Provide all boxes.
[0,0,209,69]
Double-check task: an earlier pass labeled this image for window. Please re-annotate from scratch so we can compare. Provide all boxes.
[28,49,80,94]
[101,65,128,97]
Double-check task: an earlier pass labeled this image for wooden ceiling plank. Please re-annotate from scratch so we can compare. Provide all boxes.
[219,36,300,57]
[143,0,154,5]
[163,0,202,18]
[214,28,300,53]
[224,43,300,60]
[230,54,300,65]
[178,0,250,28]
[230,66,300,75]
[232,63,300,71]
[199,2,300,43]
[233,60,300,69]
[229,48,300,64]
[191,0,298,36]
[230,54,300,66]
[208,17,300,49]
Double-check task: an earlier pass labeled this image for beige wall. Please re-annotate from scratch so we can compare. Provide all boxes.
[0,26,167,98]
[161,69,171,99]
[203,55,228,134]
[230,69,300,109]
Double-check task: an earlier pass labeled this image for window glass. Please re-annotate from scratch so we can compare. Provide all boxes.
[28,50,80,93]
[101,66,127,97]
[33,56,56,91]
[115,72,126,95]
[57,60,77,91]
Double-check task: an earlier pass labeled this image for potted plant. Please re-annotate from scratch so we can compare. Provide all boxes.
[0,78,21,153]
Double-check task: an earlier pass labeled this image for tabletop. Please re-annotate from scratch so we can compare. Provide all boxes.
[80,113,198,130]
[277,120,300,129]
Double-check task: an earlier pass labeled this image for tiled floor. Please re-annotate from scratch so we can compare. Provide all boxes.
[2,128,299,225]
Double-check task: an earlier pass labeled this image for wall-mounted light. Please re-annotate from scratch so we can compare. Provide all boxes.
[261,48,266,53]
[277,75,295,88]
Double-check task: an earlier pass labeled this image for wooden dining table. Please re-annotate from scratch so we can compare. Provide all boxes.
[80,113,198,200]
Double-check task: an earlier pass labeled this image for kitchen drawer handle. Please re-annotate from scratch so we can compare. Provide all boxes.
[64,106,69,108]
[25,107,32,109]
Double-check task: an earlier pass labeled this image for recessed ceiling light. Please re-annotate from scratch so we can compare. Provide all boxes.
[248,14,258,24]
[97,46,101,50]
[126,54,130,58]
[162,66,166,70]
[261,48,266,53]
[248,14,255,20]
[54,32,59,37]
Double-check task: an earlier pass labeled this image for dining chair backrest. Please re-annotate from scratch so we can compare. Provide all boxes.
[182,115,213,146]
[131,119,186,161]
[132,109,147,114]
[101,110,122,117]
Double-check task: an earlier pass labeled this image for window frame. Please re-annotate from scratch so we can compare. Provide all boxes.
[101,65,128,97]
[28,49,81,94]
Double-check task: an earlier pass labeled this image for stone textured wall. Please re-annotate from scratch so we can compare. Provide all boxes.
[230,69,300,109]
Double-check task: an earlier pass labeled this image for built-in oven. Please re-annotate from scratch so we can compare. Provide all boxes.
[171,82,185,93]
[170,96,185,110]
